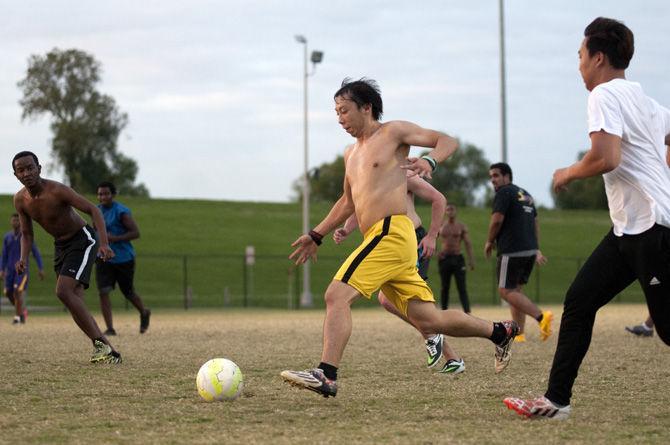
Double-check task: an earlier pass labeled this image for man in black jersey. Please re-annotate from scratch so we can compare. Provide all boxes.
[485,163,553,343]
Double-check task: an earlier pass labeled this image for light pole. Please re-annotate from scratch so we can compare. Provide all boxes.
[295,34,323,308]
[498,0,508,163]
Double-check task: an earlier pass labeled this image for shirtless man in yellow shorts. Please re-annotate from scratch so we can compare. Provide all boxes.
[281,78,518,397]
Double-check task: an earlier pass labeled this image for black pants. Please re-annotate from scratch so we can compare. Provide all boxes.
[438,254,471,312]
[546,225,670,406]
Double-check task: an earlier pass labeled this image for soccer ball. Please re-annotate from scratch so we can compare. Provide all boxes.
[196,358,244,401]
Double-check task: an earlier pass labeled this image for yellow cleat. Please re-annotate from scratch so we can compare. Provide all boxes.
[514,333,526,343]
[539,311,554,341]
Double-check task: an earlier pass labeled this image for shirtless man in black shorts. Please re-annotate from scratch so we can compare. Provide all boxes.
[12,151,121,363]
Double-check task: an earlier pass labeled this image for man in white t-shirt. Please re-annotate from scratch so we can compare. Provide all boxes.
[504,17,670,420]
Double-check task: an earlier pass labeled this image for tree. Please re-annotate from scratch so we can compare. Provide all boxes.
[293,140,491,206]
[552,151,608,210]
[18,48,148,196]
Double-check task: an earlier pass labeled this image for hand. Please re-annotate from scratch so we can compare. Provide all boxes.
[552,167,572,193]
[98,245,115,261]
[418,236,436,259]
[536,250,548,266]
[15,259,26,275]
[468,262,475,271]
[401,157,433,180]
[107,233,118,243]
[38,270,45,280]
[484,241,495,259]
[333,228,349,244]
[289,234,318,265]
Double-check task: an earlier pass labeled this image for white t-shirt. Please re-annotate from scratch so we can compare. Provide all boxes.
[587,78,670,235]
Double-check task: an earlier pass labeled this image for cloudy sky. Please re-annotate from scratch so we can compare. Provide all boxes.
[1,0,669,207]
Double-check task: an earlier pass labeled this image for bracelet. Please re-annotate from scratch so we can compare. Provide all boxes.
[308,230,324,246]
[421,155,437,171]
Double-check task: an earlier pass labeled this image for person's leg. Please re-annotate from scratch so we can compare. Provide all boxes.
[626,225,670,346]
[407,300,494,338]
[498,287,542,319]
[545,231,635,406]
[453,256,471,313]
[438,258,452,311]
[321,280,362,367]
[56,275,112,346]
[99,291,114,331]
[378,291,460,362]
[117,260,150,333]
[644,315,655,329]
[510,305,526,336]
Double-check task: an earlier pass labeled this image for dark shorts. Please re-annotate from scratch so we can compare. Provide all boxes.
[415,226,430,280]
[96,259,136,297]
[53,225,98,289]
[3,269,29,294]
[496,254,535,289]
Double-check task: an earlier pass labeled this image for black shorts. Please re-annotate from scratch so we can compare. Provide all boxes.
[496,254,535,289]
[96,259,136,297]
[53,225,98,289]
[415,226,430,280]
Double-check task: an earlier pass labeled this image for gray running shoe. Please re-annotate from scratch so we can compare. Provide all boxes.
[625,324,653,337]
[439,358,465,374]
[425,334,444,368]
[280,368,337,398]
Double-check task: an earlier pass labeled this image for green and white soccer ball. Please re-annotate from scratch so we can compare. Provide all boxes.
[196,358,244,401]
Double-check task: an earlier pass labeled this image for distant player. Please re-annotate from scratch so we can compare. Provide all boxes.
[1,213,45,324]
[12,151,121,363]
[485,163,552,343]
[504,17,670,420]
[334,172,465,374]
[280,78,519,398]
[96,181,151,335]
[438,204,474,314]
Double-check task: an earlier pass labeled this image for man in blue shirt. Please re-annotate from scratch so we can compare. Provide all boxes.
[95,182,150,335]
[1,213,44,324]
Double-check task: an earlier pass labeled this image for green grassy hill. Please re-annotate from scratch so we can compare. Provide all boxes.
[0,194,642,309]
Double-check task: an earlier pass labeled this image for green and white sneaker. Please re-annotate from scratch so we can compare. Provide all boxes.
[90,340,122,364]
[425,334,443,368]
[439,358,465,374]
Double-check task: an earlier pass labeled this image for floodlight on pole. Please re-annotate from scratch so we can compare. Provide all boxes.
[294,34,323,308]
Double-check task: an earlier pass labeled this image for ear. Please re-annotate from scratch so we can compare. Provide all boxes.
[362,103,372,114]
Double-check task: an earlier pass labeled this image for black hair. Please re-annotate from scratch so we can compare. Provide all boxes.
[584,17,634,69]
[12,151,39,171]
[11,213,19,218]
[334,77,383,121]
[489,162,513,182]
[97,181,117,195]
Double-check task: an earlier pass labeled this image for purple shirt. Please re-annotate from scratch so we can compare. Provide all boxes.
[1,231,44,272]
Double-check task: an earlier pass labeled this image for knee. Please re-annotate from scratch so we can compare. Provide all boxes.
[377,294,393,311]
[324,288,349,308]
[498,288,510,300]
[56,288,71,303]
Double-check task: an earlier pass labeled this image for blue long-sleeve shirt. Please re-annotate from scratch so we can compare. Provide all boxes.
[1,231,44,272]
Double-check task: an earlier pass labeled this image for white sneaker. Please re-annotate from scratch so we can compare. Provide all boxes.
[439,358,465,374]
[503,396,571,420]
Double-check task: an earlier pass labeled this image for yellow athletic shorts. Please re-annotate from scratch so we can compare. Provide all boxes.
[333,214,434,316]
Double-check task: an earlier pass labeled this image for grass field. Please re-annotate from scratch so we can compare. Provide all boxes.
[0,194,647,309]
[1,304,668,444]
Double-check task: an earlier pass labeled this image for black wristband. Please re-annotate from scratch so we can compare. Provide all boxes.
[421,155,437,171]
[308,230,323,246]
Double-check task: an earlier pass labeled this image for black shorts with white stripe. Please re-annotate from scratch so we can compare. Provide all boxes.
[496,254,535,289]
[53,225,98,289]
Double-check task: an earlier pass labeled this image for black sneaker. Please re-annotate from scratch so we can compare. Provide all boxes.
[104,328,117,336]
[140,309,151,334]
[625,324,653,337]
[280,368,337,398]
[425,334,444,368]
[494,320,519,374]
